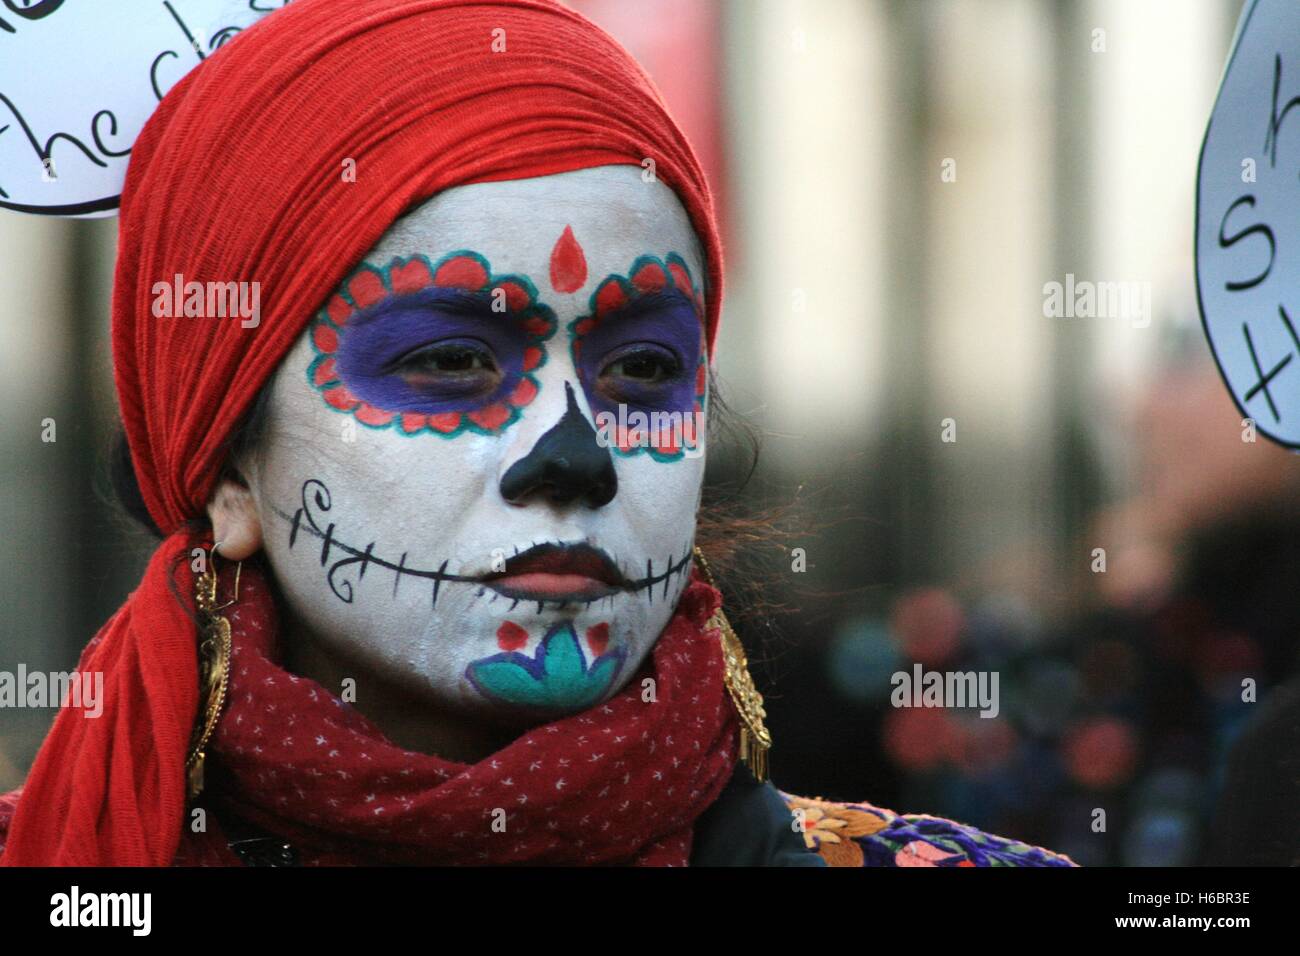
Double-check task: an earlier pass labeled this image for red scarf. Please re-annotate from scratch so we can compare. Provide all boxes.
[4,532,739,866]
[192,556,739,866]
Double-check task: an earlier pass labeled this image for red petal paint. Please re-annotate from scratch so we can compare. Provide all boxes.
[508,377,538,406]
[428,412,462,433]
[522,315,552,336]
[347,268,387,308]
[585,622,610,656]
[433,254,489,290]
[312,357,338,386]
[495,279,530,312]
[323,386,358,411]
[354,403,394,427]
[326,294,352,325]
[667,261,693,292]
[594,279,626,316]
[313,323,339,354]
[549,225,587,294]
[468,402,511,431]
[389,257,434,294]
[631,261,667,293]
[497,621,529,651]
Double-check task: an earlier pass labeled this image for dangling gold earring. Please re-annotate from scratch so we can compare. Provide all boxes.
[186,541,238,800]
[692,547,772,783]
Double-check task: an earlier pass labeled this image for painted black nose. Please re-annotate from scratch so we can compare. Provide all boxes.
[499,381,618,508]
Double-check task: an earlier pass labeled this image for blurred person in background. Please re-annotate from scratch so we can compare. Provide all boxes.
[772,336,1300,866]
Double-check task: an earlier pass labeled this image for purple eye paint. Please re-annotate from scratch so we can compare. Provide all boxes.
[307,251,555,437]
[337,287,530,413]
[573,294,701,413]
[569,254,707,460]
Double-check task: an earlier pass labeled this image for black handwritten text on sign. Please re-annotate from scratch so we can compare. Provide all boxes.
[0,1,287,219]
[1195,0,1300,448]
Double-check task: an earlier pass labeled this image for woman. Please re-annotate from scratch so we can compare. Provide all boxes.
[0,0,1073,867]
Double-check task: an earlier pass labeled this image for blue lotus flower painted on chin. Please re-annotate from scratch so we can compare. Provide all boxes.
[466,622,626,711]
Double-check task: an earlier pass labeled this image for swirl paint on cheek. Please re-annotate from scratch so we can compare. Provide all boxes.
[307,250,555,437]
[569,252,708,461]
[467,620,625,711]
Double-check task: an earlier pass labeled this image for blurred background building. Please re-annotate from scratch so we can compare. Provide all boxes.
[3,0,1294,865]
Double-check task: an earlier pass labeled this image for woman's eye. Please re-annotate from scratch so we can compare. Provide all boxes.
[413,347,491,372]
[393,344,500,388]
[602,351,680,384]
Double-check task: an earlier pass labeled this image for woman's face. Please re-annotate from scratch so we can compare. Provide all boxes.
[242,165,709,725]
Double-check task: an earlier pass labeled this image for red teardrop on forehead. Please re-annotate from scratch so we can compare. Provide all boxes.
[549,224,588,294]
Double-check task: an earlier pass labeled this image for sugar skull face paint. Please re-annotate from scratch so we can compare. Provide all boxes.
[240,165,709,726]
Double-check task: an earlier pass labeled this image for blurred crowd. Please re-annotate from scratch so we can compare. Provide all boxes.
[761,349,1300,867]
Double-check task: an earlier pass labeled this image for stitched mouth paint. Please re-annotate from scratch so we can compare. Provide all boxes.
[275,478,694,610]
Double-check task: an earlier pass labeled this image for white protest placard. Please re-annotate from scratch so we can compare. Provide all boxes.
[0,0,288,219]
[1196,0,1300,449]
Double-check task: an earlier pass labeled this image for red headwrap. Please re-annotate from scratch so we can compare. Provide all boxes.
[1,0,727,866]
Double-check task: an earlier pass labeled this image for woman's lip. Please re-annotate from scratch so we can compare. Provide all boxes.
[484,572,622,601]
[482,542,627,596]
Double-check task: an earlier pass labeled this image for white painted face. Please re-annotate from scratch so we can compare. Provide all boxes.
[242,165,709,726]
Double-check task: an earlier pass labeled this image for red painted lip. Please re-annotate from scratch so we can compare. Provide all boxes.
[482,543,626,601]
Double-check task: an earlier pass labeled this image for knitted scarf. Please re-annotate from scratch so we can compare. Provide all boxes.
[196,553,740,866]
[5,532,739,866]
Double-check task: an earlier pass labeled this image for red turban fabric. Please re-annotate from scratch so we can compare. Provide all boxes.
[1,0,725,866]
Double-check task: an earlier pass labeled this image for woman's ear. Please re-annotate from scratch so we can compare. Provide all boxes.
[206,478,263,560]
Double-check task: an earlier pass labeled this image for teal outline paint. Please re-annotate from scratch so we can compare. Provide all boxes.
[306,249,555,439]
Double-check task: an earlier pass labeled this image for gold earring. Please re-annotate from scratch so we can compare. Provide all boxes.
[186,542,237,800]
[693,547,772,782]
